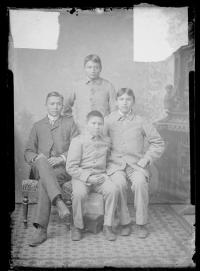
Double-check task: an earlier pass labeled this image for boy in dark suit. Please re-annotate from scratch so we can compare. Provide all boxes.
[24,91,79,246]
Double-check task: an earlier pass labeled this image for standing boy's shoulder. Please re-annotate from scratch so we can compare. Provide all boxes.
[100,77,115,88]
[61,114,76,124]
[100,77,112,84]
[133,114,153,126]
[104,111,119,122]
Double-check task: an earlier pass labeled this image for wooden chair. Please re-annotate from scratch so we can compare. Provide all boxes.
[22,173,104,233]
[22,179,73,229]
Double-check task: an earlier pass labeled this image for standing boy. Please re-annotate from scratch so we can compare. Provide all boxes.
[104,88,165,238]
[24,91,79,246]
[66,110,119,241]
[63,54,116,132]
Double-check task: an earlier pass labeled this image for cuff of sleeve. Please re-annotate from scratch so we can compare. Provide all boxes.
[146,156,152,165]
[60,154,66,163]
[80,170,92,183]
[138,157,151,167]
[31,155,38,163]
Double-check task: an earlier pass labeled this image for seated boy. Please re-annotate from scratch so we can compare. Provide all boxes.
[63,54,116,132]
[104,88,165,238]
[24,91,79,246]
[66,110,119,241]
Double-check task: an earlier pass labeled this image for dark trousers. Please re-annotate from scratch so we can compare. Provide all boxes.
[33,156,70,228]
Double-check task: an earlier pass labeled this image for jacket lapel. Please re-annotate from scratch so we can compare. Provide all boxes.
[43,115,62,130]
[51,116,62,130]
[43,115,52,129]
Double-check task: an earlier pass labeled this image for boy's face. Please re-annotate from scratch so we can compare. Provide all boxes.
[117,93,134,114]
[46,96,63,117]
[87,116,104,136]
[84,61,101,80]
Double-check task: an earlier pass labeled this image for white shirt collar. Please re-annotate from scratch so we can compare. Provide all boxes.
[84,130,103,141]
[85,77,102,84]
[48,114,59,122]
[118,109,133,117]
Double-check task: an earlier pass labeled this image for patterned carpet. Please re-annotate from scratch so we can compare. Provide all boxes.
[10,203,195,268]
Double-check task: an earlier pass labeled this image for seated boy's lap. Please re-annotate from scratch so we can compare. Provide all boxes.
[32,163,71,186]
[72,176,115,196]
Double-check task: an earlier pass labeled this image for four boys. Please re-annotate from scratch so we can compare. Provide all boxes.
[24,55,165,246]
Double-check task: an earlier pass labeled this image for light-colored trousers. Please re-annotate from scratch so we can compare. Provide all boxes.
[110,165,149,225]
[72,176,119,229]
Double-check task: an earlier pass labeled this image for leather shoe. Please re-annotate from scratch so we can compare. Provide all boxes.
[56,199,70,220]
[120,224,132,236]
[103,226,116,241]
[71,227,82,241]
[29,227,47,247]
[136,225,149,238]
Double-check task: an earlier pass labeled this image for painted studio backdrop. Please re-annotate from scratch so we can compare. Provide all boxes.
[9,8,193,203]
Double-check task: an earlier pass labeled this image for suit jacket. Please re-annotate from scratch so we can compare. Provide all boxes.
[24,115,79,180]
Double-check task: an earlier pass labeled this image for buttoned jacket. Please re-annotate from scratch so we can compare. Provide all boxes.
[66,132,111,183]
[104,111,165,177]
[63,77,116,131]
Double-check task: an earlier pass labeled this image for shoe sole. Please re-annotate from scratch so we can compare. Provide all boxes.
[137,233,149,238]
[71,235,82,241]
[71,238,81,241]
[120,229,132,236]
[103,233,116,241]
[106,238,116,241]
[29,238,47,247]
[71,229,82,241]
[120,232,131,236]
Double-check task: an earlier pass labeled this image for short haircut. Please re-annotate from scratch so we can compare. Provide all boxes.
[46,91,64,104]
[84,54,102,70]
[116,88,135,103]
[86,110,104,122]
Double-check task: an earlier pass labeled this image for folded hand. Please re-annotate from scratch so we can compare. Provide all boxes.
[48,156,63,167]
[87,174,105,185]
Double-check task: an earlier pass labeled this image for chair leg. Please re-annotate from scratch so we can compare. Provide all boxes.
[22,195,29,228]
[65,200,73,230]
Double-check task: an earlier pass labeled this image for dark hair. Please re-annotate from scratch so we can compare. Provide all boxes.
[116,88,135,103]
[86,110,104,122]
[84,54,102,70]
[46,91,64,104]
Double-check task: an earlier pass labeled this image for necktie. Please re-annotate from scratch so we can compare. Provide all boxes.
[49,119,56,126]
